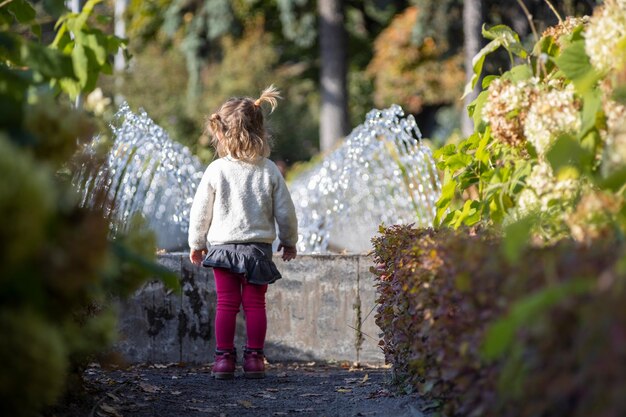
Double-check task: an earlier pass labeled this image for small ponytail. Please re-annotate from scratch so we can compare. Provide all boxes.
[207,113,223,135]
[254,85,281,113]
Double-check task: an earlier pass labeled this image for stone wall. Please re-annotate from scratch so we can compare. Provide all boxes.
[115,253,384,364]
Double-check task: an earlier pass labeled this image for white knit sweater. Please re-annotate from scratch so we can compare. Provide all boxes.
[188,157,298,250]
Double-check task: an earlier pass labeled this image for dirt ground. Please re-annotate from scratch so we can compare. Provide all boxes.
[49,361,436,417]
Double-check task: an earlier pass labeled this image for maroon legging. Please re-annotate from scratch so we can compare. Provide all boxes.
[213,267,268,351]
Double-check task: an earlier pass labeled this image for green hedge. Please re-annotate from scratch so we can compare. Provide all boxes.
[372,225,626,416]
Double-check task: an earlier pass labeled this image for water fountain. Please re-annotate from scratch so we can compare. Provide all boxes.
[76,103,440,253]
[291,104,441,253]
[74,102,204,250]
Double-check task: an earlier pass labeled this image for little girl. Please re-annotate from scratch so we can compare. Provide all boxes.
[188,86,298,380]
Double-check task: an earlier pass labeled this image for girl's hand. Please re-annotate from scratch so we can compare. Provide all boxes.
[278,244,297,261]
[190,249,207,266]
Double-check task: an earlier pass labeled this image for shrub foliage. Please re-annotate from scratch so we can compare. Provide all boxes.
[372,225,626,416]
[372,4,626,415]
[0,2,177,416]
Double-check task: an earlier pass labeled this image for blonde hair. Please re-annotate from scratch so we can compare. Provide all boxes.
[206,85,281,162]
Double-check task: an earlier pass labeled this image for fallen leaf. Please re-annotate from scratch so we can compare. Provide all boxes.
[106,393,121,402]
[99,403,122,417]
[170,390,182,395]
[186,406,216,413]
[238,399,254,409]
[138,382,161,393]
[367,389,393,399]
[252,392,277,399]
[299,393,324,397]
[360,374,370,384]
[335,388,352,393]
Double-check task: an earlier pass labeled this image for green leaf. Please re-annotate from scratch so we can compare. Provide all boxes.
[463,26,527,99]
[83,31,107,66]
[481,318,515,361]
[20,40,75,79]
[439,210,458,228]
[554,40,602,94]
[0,31,20,61]
[71,43,88,86]
[107,35,126,54]
[434,144,457,159]
[100,60,112,75]
[612,85,626,105]
[474,128,491,163]
[445,153,473,172]
[482,279,593,360]
[110,241,181,294]
[43,0,67,18]
[508,161,531,195]
[31,23,41,39]
[0,65,31,95]
[67,0,103,33]
[470,90,490,130]
[6,0,36,24]
[58,77,81,99]
[533,32,559,57]
[579,89,602,138]
[0,92,24,127]
[437,180,456,211]
[463,39,501,98]
[598,167,626,192]
[482,75,498,89]
[546,134,592,175]
[482,24,528,59]
[503,64,533,82]
[452,200,481,228]
[502,215,533,263]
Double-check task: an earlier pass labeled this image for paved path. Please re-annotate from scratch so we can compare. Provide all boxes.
[53,362,433,417]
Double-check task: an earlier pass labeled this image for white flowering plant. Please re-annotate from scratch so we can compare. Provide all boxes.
[434,4,626,248]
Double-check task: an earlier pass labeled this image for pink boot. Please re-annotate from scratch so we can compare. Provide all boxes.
[243,348,265,379]
[211,349,236,380]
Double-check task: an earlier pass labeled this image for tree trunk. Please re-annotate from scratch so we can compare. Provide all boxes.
[318,0,349,153]
[462,0,483,137]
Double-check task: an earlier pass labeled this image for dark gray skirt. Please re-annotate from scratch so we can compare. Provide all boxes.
[202,242,282,285]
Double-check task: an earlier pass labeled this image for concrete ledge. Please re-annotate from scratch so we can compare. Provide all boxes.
[115,253,384,364]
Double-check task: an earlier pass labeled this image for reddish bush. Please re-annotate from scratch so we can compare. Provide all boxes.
[372,225,626,416]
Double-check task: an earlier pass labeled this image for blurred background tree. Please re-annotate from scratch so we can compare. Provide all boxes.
[105,0,595,165]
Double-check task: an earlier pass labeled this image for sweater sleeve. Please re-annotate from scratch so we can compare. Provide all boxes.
[188,166,215,250]
[272,167,298,247]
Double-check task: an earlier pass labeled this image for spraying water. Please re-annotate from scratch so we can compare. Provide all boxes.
[76,103,440,253]
[291,104,441,253]
[74,103,203,250]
